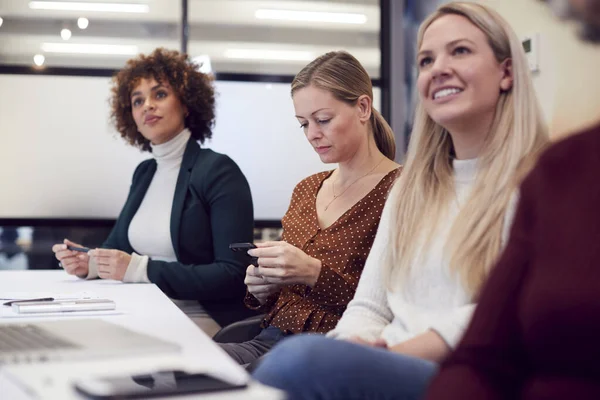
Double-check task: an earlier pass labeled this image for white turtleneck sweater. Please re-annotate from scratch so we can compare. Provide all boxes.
[327,158,518,348]
[123,128,191,282]
[86,129,191,282]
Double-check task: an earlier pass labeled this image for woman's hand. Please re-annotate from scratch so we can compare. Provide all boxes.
[88,248,132,281]
[245,264,282,304]
[388,330,450,362]
[248,241,322,287]
[51,239,90,278]
[347,336,389,349]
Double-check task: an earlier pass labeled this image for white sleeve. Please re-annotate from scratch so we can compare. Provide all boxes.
[429,304,476,348]
[327,197,395,342]
[122,253,151,283]
[85,258,99,280]
[431,190,520,348]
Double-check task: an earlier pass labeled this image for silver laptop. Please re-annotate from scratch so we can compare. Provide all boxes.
[0,319,180,365]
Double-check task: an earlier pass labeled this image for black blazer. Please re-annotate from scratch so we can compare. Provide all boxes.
[103,137,256,326]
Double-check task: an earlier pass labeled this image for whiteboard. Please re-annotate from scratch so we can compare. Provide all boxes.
[0,74,381,221]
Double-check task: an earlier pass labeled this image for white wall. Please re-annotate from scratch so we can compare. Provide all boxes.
[0,75,149,219]
[0,74,381,221]
[481,0,600,137]
[208,80,330,220]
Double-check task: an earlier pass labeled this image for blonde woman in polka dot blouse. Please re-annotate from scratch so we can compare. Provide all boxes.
[217,51,401,366]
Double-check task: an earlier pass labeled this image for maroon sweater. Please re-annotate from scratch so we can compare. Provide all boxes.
[425,124,600,400]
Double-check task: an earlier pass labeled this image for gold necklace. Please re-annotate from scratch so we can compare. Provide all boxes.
[324,156,385,211]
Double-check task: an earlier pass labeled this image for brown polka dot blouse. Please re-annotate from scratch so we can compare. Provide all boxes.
[245,167,401,334]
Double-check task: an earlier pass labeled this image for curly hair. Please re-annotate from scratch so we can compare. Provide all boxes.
[110,48,215,151]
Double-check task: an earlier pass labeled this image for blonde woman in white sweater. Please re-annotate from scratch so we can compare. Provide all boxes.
[253,3,548,400]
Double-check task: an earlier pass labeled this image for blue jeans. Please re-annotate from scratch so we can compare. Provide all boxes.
[252,335,437,400]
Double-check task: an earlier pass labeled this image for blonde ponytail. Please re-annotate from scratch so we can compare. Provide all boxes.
[371,108,396,160]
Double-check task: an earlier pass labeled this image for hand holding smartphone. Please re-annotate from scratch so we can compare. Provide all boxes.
[229,242,258,267]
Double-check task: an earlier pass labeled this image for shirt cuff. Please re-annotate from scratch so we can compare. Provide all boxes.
[244,290,277,312]
[85,257,99,280]
[122,252,151,283]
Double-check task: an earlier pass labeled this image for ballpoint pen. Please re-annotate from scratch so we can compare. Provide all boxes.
[2,297,55,306]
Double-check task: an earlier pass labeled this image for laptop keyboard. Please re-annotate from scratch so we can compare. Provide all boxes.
[0,324,78,352]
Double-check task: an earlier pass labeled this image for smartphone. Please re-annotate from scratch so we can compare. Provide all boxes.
[74,370,246,399]
[229,242,258,267]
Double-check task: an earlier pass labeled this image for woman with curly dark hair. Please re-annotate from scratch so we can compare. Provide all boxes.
[51,48,255,335]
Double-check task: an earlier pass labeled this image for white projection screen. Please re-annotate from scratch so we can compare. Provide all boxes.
[0,74,380,221]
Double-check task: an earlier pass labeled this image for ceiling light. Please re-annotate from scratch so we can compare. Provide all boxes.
[224,49,314,62]
[77,17,89,29]
[255,9,367,24]
[29,2,149,13]
[60,28,72,40]
[0,17,3,28]
[41,42,139,55]
[34,54,46,66]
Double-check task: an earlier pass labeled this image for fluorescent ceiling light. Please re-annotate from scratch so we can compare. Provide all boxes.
[41,42,138,55]
[224,49,314,61]
[60,28,72,40]
[255,9,367,24]
[77,17,89,29]
[34,54,46,66]
[29,2,149,13]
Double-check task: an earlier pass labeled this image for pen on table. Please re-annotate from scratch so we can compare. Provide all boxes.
[67,245,90,253]
[2,297,55,306]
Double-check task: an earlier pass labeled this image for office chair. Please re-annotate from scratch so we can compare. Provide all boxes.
[212,314,265,343]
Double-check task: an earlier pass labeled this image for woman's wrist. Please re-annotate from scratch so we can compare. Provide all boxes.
[306,257,322,287]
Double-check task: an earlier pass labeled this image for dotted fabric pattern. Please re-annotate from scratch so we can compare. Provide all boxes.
[245,167,401,334]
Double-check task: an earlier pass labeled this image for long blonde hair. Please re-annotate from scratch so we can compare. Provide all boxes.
[291,51,396,160]
[384,2,548,296]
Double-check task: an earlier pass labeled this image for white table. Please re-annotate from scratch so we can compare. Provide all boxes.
[0,270,284,399]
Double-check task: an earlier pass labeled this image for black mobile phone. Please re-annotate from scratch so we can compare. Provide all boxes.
[74,370,246,399]
[229,242,258,267]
